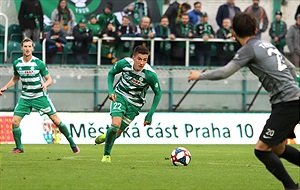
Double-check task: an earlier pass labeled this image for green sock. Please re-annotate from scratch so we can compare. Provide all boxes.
[12,127,23,149]
[104,125,119,156]
[57,122,76,147]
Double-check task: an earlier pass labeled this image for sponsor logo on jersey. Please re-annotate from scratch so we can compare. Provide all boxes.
[18,70,34,75]
[131,78,141,85]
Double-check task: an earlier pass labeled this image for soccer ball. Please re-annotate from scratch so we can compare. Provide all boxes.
[171,147,191,166]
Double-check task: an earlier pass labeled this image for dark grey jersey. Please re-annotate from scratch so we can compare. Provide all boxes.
[200,38,300,104]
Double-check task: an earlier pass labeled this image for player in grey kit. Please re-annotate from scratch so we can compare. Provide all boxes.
[188,13,300,190]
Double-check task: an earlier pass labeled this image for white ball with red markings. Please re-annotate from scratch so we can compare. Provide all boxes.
[171,147,191,166]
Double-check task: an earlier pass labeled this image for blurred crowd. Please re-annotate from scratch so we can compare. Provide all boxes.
[14,0,300,67]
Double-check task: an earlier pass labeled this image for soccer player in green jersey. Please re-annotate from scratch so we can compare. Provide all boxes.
[0,38,80,154]
[95,45,162,163]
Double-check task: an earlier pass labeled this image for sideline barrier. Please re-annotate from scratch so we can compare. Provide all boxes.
[42,37,235,66]
[1,112,299,144]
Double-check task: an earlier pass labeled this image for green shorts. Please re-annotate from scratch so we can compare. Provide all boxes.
[14,95,57,118]
[110,95,141,129]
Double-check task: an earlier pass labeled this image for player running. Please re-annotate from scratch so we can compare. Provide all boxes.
[95,45,162,163]
[188,13,300,190]
[0,38,80,154]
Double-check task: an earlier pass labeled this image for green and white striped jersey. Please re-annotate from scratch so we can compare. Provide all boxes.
[108,57,161,108]
[13,56,49,99]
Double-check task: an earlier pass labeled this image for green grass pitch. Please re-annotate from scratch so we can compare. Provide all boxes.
[0,144,299,190]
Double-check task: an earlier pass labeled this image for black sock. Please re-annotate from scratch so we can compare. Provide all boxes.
[254,149,297,188]
[280,145,300,166]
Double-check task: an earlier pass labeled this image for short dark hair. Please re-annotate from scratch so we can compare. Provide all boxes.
[194,2,201,6]
[232,12,257,38]
[181,13,189,18]
[133,45,149,55]
[182,3,191,10]
[160,16,168,22]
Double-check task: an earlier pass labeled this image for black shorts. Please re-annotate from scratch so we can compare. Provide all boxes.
[259,99,300,146]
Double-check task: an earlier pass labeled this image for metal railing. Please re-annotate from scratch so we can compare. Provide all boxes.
[42,36,235,66]
[0,12,9,62]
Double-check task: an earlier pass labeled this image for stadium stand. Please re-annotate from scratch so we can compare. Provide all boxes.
[7,41,21,62]
[63,41,75,64]
[0,24,4,50]
[8,24,22,43]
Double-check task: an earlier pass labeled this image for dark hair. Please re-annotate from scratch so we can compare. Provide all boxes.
[57,0,71,21]
[133,45,149,55]
[194,2,201,6]
[181,13,189,18]
[160,16,168,22]
[182,3,191,10]
[232,12,257,37]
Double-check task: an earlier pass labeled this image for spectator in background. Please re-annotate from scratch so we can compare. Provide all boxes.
[18,0,44,43]
[286,14,300,68]
[269,11,287,55]
[87,14,101,39]
[244,0,268,39]
[295,5,300,20]
[164,1,191,30]
[154,16,176,65]
[194,12,215,67]
[216,18,237,66]
[46,21,67,64]
[188,1,202,25]
[98,2,119,32]
[171,13,194,66]
[72,17,93,64]
[123,0,150,26]
[98,23,120,64]
[51,0,76,36]
[216,0,241,28]
[116,15,135,59]
[134,16,155,53]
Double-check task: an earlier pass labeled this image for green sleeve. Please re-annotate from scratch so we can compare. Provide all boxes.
[107,59,126,95]
[38,60,49,76]
[145,73,162,123]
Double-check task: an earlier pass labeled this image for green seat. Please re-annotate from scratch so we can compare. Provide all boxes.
[0,46,4,63]
[7,41,21,59]
[0,24,5,51]
[0,24,5,35]
[63,42,76,64]
[8,24,23,43]
[88,43,97,65]
[0,52,4,63]
[8,41,22,63]
[33,43,42,59]
[11,51,23,62]
[0,35,4,50]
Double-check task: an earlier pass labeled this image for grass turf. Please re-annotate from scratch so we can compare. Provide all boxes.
[0,144,299,190]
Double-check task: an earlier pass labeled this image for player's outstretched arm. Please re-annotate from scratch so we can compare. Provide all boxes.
[144,74,162,126]
[188,61,241,82]
[0,75,20,96]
